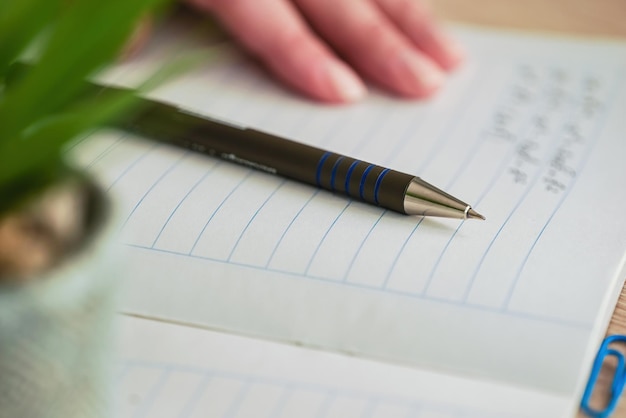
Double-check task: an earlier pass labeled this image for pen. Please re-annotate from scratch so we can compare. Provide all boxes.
[114,94,485,220]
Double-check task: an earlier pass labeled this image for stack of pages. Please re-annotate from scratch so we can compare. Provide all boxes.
[75,18,626,417]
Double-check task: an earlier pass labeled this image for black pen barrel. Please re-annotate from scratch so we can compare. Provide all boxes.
[124,100,413,214]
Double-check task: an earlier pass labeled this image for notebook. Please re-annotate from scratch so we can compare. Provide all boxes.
[72,17,626,417]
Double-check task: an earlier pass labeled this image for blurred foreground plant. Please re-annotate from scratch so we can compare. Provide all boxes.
[0,0,168,216]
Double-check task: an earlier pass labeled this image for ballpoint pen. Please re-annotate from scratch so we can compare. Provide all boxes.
[113,94,485,220]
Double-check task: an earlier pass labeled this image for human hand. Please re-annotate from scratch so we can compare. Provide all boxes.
[184,0,464,103]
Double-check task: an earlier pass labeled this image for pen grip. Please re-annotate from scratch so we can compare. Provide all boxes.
[313,152,413,214]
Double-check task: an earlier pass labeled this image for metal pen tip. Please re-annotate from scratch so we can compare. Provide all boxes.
[466,207,486,220]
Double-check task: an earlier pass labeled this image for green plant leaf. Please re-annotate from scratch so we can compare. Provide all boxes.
[0,48,203,212]
[0,0,59,78]
[0,0,179,214]
[0,0,167,143]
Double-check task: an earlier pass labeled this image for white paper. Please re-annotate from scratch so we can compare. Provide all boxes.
[115,316,567,418]
[72,21,626,416]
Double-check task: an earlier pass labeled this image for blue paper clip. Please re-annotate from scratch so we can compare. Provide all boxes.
[581,335,626,417]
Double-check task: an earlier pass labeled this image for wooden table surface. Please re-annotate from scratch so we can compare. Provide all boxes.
[431,0,626,38]
[429,1,626,415]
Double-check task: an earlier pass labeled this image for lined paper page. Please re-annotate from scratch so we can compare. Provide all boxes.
[73,21,626,412]
[116,316,566,418]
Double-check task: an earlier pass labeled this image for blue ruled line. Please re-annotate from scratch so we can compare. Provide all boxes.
[189,170,255,255]
[120,152,190,231]
[178,374,213,418]
[84,132,127,169]
[152,162,221,249]
[304,202,352,276]
[227,179,287,262]
[343,211,387,282]
[267,388,292,418]
[106,142,160,192]
[222,380,252,418]
[265,190,320,269]
[382,217,425,289]
[134,368,171,418]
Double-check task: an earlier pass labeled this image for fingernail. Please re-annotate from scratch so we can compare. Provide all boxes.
[447,37,465,62]
[437,31,466,67]
[397,51,445,95]
[324,60,367,102]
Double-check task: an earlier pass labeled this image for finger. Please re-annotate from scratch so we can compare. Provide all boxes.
[295,0,445,98]
[186,0,366,103]
[374,0,464,70]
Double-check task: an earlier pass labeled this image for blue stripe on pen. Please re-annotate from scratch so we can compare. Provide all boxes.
[330,156,344,191]
[344,160,360,196]
[359,165,375,200]
[374,168,390,205]
[315,152,331,186]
